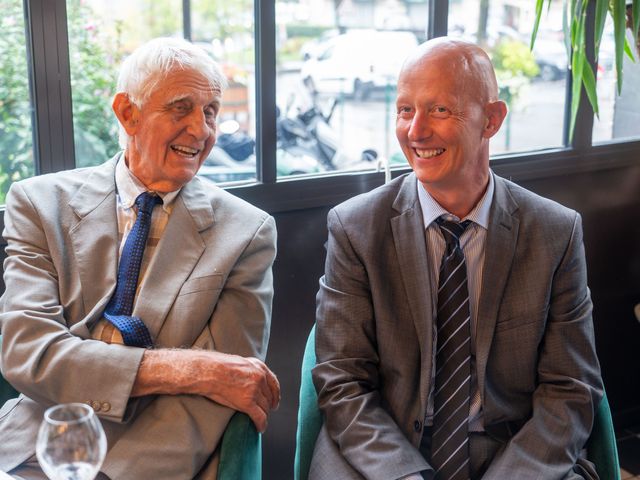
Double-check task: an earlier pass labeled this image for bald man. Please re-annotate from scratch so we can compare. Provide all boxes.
[310,38,603,480]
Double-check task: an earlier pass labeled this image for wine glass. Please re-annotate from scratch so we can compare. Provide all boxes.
[36,403,107,480]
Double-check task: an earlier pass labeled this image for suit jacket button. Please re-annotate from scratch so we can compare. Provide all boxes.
[101,402,111,413]
[91,400,101,412]
[414,420,422,432]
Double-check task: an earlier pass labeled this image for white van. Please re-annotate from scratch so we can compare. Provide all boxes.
[300,30,418,100]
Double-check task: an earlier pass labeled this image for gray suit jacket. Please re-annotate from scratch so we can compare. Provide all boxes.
[0,156,276,479]
[311,172,603,480]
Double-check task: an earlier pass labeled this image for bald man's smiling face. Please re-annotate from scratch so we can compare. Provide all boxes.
[395,41,505,202]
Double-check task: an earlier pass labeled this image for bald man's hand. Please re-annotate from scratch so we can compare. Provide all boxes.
[131,349,280,432]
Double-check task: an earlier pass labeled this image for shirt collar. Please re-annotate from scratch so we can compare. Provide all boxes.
[115,153,181,212]
[417,172,495,229]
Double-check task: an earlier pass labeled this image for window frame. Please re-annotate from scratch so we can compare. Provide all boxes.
[9,0,640,222]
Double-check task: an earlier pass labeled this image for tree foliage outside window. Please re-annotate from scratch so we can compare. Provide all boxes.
[0,0,124,206]
[67,0,121,168]
[0,0,34,204]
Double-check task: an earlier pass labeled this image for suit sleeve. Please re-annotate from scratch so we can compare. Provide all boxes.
[101,214,277,479]
[483,212,603,479]
[0,181,144,422]
[313,208,429,480]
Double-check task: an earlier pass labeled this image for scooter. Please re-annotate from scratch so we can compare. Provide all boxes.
[277,92,378,173]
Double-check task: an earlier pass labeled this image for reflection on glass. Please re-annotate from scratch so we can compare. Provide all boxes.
[66,0,256,185]
[592,20,640,143]
[448,0,567,155]
[36,403,107,480]
[276,0,428,176]
[0,0,35,204]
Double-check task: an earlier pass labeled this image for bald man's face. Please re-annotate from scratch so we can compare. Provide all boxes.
[395,49,498,197]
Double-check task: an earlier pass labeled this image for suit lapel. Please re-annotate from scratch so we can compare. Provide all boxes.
[390,173,434,405]
[68,157,119,330]
[131,178,214,342]
[476,174,520,401]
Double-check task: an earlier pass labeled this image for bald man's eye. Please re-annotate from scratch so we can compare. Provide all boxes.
[396,106,413,118]
[431,105,450,118]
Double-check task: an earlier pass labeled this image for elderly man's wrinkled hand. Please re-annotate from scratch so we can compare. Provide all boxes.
[199,352,280,433]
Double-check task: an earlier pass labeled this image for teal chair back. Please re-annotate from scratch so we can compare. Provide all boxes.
[293,326,621,480]
[0,335,261,479]
[294,325,322,480]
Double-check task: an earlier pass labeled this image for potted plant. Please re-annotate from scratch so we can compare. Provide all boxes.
[531,0,640,140]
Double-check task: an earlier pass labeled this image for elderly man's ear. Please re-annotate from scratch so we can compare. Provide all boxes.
[112,92,141,136]
[482,100,508,139]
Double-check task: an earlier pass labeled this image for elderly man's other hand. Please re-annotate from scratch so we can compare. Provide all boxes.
[196,351,281,432]
[131,349,280,432]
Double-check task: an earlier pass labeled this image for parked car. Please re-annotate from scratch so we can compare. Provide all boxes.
[530,33,568,81]
[300,30,418,100]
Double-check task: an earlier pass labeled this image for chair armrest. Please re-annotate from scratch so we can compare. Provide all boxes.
[218,412,262,480]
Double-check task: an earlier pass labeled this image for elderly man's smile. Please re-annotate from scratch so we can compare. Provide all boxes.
[171,144,201,157]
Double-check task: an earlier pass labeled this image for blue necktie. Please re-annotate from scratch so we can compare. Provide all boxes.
[104,192,161,348]
[431,218,472,480]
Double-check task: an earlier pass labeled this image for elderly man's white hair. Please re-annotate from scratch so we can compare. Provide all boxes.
[115,37,227,149]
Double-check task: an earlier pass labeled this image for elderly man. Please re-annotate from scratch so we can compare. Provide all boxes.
[0,38,279,479]
[310,38,603,480]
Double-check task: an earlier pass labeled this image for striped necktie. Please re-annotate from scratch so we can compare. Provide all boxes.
[103,191,160,348]
[431,217,472,480]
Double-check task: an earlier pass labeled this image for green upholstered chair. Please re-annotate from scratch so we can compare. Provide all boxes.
[586,391,621,480]
[218,411,262,480]
[294,324,322,480]
[0,335,261,480]
[293,326,621,480]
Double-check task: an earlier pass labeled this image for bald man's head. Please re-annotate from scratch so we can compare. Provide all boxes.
[394,37,507,216]
[400,37,500,105]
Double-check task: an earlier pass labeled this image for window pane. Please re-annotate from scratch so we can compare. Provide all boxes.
[191,0,257,184]
[592,20,640,143]
[276,1,428,177]
[66,0,256,185]
[449,0,567,155]
[0,0,35,205]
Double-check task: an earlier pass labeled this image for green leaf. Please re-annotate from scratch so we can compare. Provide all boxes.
[624,36,636,62]
[594,0,608,55]
[569,6,586,142]
[563,0,572,58]
[530,0,546,50]
[634,0,640,42]
[581,60,599,118]
[612,0,626,94]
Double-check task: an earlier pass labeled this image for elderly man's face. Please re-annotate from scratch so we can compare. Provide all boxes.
[118,69,220,192]
[395,52,493,197]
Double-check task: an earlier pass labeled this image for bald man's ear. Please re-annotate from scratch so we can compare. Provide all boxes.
[482,100,507,139]
[112,93,140,136]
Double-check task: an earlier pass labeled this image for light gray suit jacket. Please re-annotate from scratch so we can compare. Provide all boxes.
[0,155,276,479]
[310,172,603,480]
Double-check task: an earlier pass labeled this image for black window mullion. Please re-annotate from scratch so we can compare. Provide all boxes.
[24,0,75,175]
[429,0,449,39]
[183,0,192,41]
[254,0,277,184]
